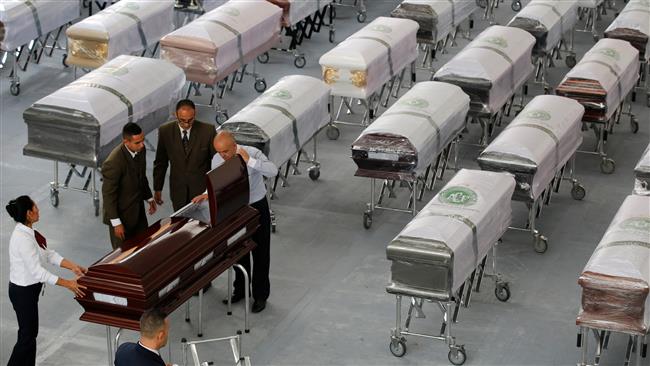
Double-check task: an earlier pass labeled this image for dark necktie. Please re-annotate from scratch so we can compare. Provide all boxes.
[182,130,189,154]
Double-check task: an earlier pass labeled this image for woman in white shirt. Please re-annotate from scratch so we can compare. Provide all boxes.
[6,195,87,366]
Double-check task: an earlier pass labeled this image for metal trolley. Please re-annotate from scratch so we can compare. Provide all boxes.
[332,0,367,23]
[182,333,252,366]
[577,327,648,366]
[476,0,523,24]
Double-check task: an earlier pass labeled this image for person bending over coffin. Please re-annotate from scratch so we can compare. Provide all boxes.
[102,123,158,250]
[193,131,277,313]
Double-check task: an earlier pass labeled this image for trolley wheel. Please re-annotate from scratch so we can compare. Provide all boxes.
[50,189,59,208]
[571,183,586,201]
[254,78,267,93]
[356,12,366,23]
[565,55,577,68]
[511,1,522,11]
[308,167,320,181]
[630,118,639,134]
[329,29,335,43]
[257,52,270,64]
[363,212,372,229]
[600,158,615,174]
[494,282,511,302]
[294,56,306,69]
[448,346,467,366]
[476,0,487,8]
[533,234,548,254]
[326,125,340,140]
[543,87,551,95]
[10,83,20,96]
[215,111,229,125]
[271,222,276,233]
[593,34,599,42]
[389,339,406,357]
[62,54,69,68]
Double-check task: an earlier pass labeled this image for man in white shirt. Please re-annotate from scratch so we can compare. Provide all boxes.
[193,131,278,313]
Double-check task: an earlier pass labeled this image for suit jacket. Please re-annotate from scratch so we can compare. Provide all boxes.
[102,144,153,228]
[114,342,166,366]
[153,120,216,210]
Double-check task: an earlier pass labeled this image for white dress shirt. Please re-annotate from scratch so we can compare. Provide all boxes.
[211,145,278,204]
[179,125,191,139]
[110,145,154,227]
[138,342,160,356]
[9,223,63,286]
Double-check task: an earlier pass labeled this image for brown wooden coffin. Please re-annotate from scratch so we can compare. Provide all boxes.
[555,78,608,123]
[76,156,260,330]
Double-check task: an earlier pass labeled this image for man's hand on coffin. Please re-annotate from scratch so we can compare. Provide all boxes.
[191,194,209,204]
[148,200,157,215]
[58,278,86,297]
[114,224,126,240]
[237,146,250,163]
[154,191,164,205]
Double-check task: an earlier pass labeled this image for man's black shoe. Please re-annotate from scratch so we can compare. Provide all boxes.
[222,293,245,305]
[251,300,266,313]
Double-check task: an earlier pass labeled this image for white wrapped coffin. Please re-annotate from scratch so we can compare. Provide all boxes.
[386,169,515,300]
[477,95,584,202]
[577,195,650,335]
[319,16,419,99]
[266,0,333,27]
[556,39,640,123]
[23,55,185,167]
[351,82,470,180]
[635,144,650,196]
[0,0,79,51]
[66,0,173,69]
[507,0,579,54]
[605,0,650,61]
[160,0,282,85]
[219,75,330,167]
[433,25,535,115]
[390,0,478,44]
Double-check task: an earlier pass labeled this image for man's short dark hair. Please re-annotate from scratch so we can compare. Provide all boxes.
[122,122,143,139]
[176,99,195,111]
[140,308,167,338]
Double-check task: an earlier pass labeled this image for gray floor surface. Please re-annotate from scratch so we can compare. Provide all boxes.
[1,1,649,365]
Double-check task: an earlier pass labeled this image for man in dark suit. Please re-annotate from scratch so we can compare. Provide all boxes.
[114,308,171,366]
[102,123,157,249]
[153,99,216,212]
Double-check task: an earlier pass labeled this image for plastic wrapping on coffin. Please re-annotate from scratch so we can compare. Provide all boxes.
[507,0,579,54]
[604,0,650,60]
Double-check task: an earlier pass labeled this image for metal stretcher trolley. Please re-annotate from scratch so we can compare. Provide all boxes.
[219,75,330,232]
[320,16,419,140]
[477,95,586,253]
[556,38,640,174]
[433,25,535,146]
[0,0,80,96]
[66,0,173,73]
[260,0,335,69]
[386,168,515,365]
[605,0,650,107]
[351,81,470,229]
[391,0,478,78]
[507,0,579,93]
[576,194,650,366]
[173,0,229,27]
[476,0,522,25]
[22,55,185,215]
[332,0,366,23]
[161,0,282,123]
[577,0,606,41]
[634,144,650,196]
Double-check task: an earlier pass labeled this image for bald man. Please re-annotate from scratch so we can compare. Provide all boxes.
[193,131,277,313]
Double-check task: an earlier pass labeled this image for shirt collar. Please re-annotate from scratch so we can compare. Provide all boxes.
[138,341,159,356]
[179,124,192,137]
[15,222,34,236]
[124,145,137,158]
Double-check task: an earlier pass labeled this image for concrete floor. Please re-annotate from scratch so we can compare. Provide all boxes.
[1,1,649,365]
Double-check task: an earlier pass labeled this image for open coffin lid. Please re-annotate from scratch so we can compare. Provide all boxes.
[76,156,260,330]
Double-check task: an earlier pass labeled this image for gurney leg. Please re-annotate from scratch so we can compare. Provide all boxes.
[50,162,60,208]
[593,329,605,365]
[234,263,250,333]
[389,295,407,357]
[624,335,635,366]
[227,267,233,315]
[577,327,589,366]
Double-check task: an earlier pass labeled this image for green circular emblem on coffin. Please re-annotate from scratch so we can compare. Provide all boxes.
[439,186,478,206]
[595,48,620,61]
[371,24,392,33]
[268,89,292,100]
[124,2,139,10]
[399,98,429,109]
[220,7,240,16]
[481,36,508,48]
[523,110,552,121]
[98,66,129,76]
[620,217,650,232]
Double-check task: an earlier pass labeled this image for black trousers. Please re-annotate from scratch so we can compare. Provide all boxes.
[234,197,271,301]
[8,282,43,366]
